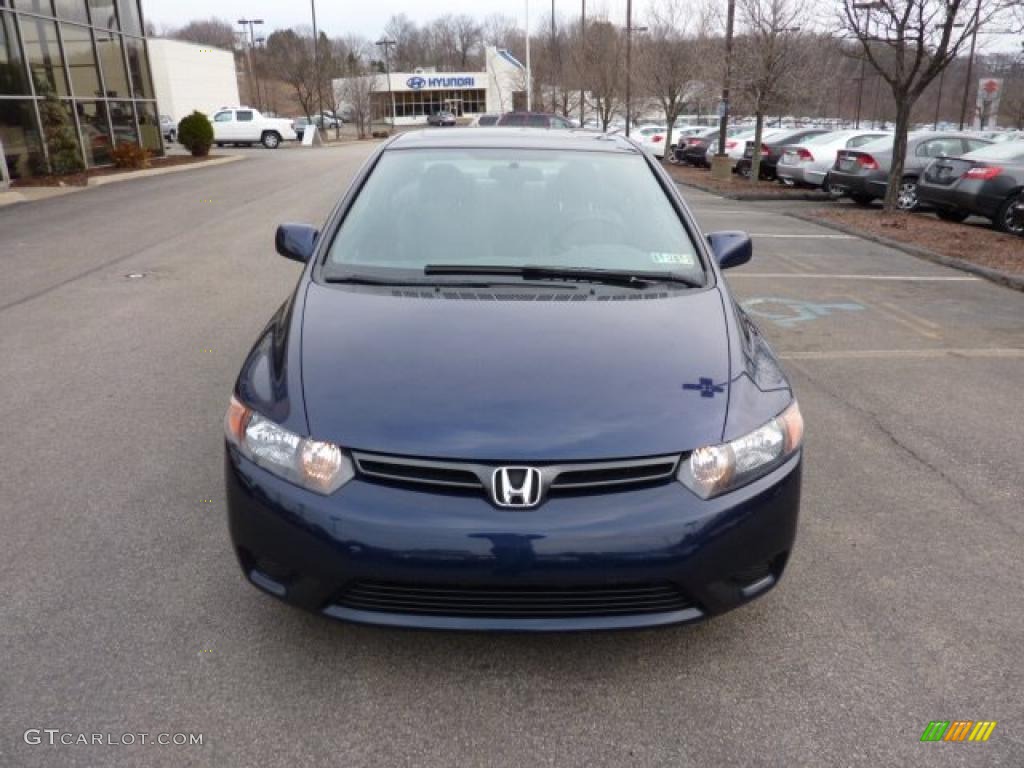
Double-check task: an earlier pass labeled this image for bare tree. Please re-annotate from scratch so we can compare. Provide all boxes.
[452,14,484,69]
[587,20,625,130]
[734,0,810,180]
[384,14,425,71]
[482,14,521,49]
[640,0,703,153]
[839,0,1003,210]
[169,17,237,51]
[265,29,318,120]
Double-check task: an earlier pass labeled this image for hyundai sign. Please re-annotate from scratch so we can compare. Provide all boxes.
[405,75,476,90]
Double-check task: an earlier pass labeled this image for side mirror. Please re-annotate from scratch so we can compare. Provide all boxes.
[275,223,318,263]
[706,231,753,270]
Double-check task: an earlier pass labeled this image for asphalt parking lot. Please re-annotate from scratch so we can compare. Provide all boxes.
[2,142,1022,767]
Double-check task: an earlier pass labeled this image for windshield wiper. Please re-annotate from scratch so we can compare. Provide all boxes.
[424,264,703,289]
[324,272,494,287]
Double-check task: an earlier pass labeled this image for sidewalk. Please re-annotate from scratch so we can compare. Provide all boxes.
[0,155,244,208]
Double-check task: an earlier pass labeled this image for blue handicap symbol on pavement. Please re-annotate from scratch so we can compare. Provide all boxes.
[741,297,865,328]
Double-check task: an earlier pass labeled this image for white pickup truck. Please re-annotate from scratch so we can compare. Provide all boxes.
[212,107,298,149]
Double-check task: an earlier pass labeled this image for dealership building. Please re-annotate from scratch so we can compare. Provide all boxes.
[1,0,160,181]
[335,46,526,126]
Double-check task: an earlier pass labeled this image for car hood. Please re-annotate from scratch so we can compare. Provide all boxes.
[300,282,732,461]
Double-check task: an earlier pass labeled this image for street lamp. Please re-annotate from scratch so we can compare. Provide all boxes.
[375,38,397,129]
[237,18,263,109]
[852,1,883,129]
[580,0,586,126]
[714,0,736,165]
[624,0,647,137]
[526,0,533,111]
[310,0,324,132]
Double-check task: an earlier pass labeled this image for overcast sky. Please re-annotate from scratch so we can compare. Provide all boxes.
[141,0,635,38]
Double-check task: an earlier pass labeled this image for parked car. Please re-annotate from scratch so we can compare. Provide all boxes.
[497,112,575,129]
[736,128,831,180]
[212,107,298,149]
[292,116,314,137]
[828,132,993,210]
[634,125,669,157]
[675,127,744,167]
[471,114,501,127]
[776,129,891,192]
[705,128,769,169]
[225,128,804,632]
[160,114,176,143]
[917,141,1024,234]
[427,110,457,127]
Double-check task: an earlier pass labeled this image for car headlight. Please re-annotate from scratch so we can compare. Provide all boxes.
[224,395,354,495]
[678,401,803,499]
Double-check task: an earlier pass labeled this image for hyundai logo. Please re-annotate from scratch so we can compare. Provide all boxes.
[407,76,426,90]
[492,467,543,508]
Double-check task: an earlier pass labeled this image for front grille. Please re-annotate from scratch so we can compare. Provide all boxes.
[352,452,681,500]
[336,581,692,618]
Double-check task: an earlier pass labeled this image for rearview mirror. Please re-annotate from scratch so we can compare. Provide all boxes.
[275,223,319,263]
[706,231,752,270]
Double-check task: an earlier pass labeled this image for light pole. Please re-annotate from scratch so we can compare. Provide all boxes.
[526,0,533,111]
[714,0,736,163]
[852,2,883,129]
[580,0,586,125]
[375,38,397,129]
[310,0,325,132]
[623,0,648,137]
[237,18,263,109]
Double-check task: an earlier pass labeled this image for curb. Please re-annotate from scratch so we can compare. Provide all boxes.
[87,154,244,187]
[671,175,831,202]
[787,210,1024,293]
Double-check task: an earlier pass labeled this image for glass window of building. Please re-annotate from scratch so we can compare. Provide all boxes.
[114,0,138,36]
[1,10,31,95]
[136,99,158,151]
[53,0,89,24]
[14,1,55,13]
[87,0,117,30]
[75,98,110,164]
[108,98,134,143]
[123,35,149,97]
[19,15,68,97]
[61,22,101,98]
[93,26,127,96]
[0,99,45,179]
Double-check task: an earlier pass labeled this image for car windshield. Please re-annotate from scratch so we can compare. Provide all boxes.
[324,148,703,281]
[856,135,896,152]
[963,141,1024,162]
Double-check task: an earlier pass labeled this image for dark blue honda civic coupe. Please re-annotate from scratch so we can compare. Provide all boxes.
[224,128,803,632]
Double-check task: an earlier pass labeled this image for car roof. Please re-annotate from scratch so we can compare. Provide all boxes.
[388,128,640,154]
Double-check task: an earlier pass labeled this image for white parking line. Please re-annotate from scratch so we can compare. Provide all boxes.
[728,274,978,281]
[779,348,1024,360]
[748,234,857,239]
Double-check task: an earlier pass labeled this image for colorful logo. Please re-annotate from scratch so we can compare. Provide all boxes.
[920,721,997,742]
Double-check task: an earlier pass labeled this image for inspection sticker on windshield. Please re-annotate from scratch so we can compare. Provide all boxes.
[650,252,695,266]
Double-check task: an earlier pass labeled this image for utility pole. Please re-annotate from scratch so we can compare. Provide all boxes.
[551,0,558,113]
[237,18,263,109]
[310,0,325,133]
[958,9,980,130]
[526,0,533,110]
[933,67,946,129]
[626,0,632,136]
[713,0,736,170]
[376,38,397,129]
[852,2,882,129]
[580,0,586,125]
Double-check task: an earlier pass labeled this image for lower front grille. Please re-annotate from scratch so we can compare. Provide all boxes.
[336,581,692,618]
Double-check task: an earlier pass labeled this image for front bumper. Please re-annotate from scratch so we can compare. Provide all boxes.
[226,447,802,631]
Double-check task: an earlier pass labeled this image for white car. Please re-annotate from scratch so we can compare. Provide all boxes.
[776,129,891,189]
[212,107,298,149]
[633,125,668,157]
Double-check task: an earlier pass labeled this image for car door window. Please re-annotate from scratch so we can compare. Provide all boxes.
[847,134,884,148]
[527,115,549,128]
[552,117,571,130]
[917,139,959,158]
[236,111,254,122]
[963,139,990,153]
[214,111,233,122]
